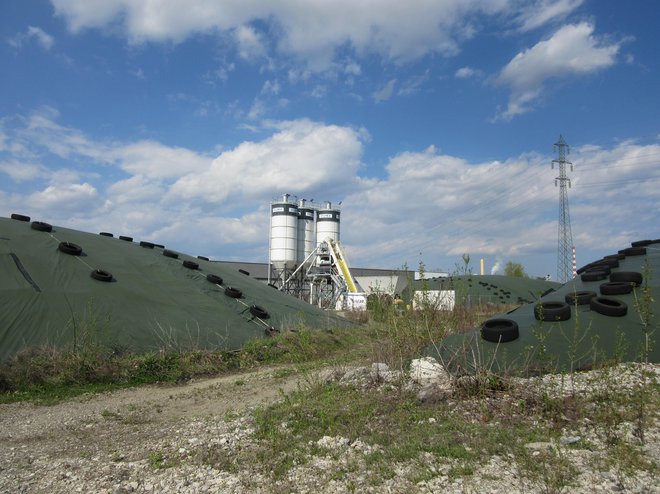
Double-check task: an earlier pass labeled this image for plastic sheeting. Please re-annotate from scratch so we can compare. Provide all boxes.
[0,217,350,361]
[424,240,660,374]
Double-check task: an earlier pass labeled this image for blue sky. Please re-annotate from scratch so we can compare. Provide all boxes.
[1,0,659,280]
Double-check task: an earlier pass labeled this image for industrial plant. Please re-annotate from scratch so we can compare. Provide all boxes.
[268,194,367,311]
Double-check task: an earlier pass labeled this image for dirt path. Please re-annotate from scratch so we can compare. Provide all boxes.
[0,364,306,491]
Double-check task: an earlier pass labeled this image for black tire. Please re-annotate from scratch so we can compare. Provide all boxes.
[119,235,133,242]
[197,256,209,261]
[594,258,619,269]
[590,296,627,317]
[99,232,113,237]
[224,286,242,298]
[183,260,199,270]
[599,282,634,296]
[31,221,52,232]
[207,274,223,285]
[58,241,82,256]
[163,249,179,259]
[481,318,519,343]
[249,305,269,319]
[139,241,154,249]
[581,270,608,282]
[565,291,597,306]
[618,247,646,256]
[154,244,165,249]
[91,269,113,282]
[576,263,592,275]
[238,269,250,276]
[586,265,611,276]
[604,254,625,261]
[534,301,571,321]
[11,213,30,222]
[610,271,643,286]
[631,240,652,247]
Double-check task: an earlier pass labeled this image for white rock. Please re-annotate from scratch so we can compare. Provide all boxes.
[409,357,451,387]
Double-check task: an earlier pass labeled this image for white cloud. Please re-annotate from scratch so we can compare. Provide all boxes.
[261,80,281,95]
[51,0,515,71]
[169,119,364,203]
[344,61,361,76]
[234,24,266,60]
[495,22,620,119]
[27,182,98,212]
[373,79,397,102]
[0,161,46,182]
[112,141,212,179]
[8,26,55,50]
[516,0,584,32]
[2,108,658,275]
[455,66,481,79]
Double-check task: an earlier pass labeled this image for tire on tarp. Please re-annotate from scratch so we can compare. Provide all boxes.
[599,282,634,296]
[207,274,223,285]
[534,301,571,321]
[225,286,242,299]
[58,241,82,256]
[481,318,519,343]
[565,291,596,306]
[590,296,627,317]
[91,269,113,282]
[183,260,199,270]
[11,213,30,222]
[581,270,608,282]
[31,221,53,232]
[249,305,269,319]
[609,271,643,286]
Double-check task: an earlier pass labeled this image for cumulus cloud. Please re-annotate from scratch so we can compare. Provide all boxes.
[51,0,515,71]
[495,22,620,120]
[27,182,98,212]
[8,26,55,50]
[169,119,365,203]
[111,141,212,179]
[2,108,658,275]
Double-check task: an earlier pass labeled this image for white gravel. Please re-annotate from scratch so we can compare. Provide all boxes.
[0,363,657,493]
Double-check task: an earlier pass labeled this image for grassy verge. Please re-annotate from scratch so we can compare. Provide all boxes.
[0,325,371,405]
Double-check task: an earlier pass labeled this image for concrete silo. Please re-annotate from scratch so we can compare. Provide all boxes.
[315,201,340,245]
[269,194,299,272]
[297,199,316,264]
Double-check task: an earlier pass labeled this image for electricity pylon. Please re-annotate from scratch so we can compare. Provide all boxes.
[552,135,574,283]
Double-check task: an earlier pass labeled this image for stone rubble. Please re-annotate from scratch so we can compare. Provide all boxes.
[0,361,657,493]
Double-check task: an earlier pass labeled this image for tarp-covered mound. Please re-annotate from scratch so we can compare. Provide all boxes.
[426,239,660,375]
[0,215,351,361]
[406,274,560,307]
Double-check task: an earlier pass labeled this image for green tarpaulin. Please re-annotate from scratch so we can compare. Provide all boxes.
[0,216,350,361]
[424,240,660,374]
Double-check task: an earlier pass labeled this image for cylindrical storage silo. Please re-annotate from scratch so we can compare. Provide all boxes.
[270,194,298,270]
[316,201,340,245]
[297,199,316,263]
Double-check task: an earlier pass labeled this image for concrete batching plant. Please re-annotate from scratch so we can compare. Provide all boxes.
[268,194,365,310]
